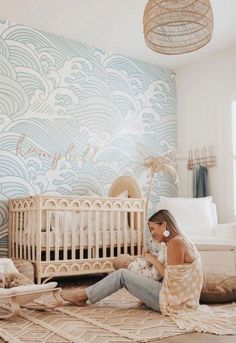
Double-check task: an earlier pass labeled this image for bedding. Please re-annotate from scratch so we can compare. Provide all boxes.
[37,190,130,232]
[40,228,138,249]
[40,210,130,232]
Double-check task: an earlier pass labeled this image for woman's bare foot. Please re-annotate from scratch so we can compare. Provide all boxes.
[61,289,88,306]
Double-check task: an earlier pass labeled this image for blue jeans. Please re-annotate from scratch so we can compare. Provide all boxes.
[85,268,162,312]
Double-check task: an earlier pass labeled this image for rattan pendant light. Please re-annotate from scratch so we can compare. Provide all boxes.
[143,0,214,55]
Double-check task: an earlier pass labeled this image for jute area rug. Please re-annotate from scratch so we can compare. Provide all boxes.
[0,287,236,343]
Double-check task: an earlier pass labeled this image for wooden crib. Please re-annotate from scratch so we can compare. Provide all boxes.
[8,194,145,283]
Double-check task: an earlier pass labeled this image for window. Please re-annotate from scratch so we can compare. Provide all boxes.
[232,101,236,215]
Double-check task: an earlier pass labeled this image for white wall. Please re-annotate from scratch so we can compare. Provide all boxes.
[176,47,236,223]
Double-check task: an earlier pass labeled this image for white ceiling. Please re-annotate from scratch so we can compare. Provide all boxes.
[1,0,236,70]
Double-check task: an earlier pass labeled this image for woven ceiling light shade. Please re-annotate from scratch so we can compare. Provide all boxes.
[143,0,214,55]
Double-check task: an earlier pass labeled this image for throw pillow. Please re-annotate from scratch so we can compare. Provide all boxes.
[157,197,214,236]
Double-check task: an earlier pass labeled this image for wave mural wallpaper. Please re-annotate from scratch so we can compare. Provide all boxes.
[0,18,177,256]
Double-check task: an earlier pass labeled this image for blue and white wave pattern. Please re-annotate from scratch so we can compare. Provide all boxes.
[0,19,177,256]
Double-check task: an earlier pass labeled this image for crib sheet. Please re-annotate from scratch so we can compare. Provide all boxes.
[40,228,138,249]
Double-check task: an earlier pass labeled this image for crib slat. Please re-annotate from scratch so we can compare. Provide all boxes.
[19,211,23,259]
[32,210,36,261]
[71,212,76,260]
[36,199,42,272]
[117,211,121,256]
[130,211,135,256]
[137,212,142,255]
[8,204,12,258]
[25,209,31,260]
[15,212,19,258]
[63,211,68,261]
[87,211,92,259]
[55,211,59,261]
[79,211,85,259]
[110,211,114,258]
[46,211,50,262]
[27,212,31,260]
[102,211,107,258]
[123,210,128,254]
[23,211,27,259]
[11,212,15,258]
[95,211,99,259]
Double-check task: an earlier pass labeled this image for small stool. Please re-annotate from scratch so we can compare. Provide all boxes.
[12,259,35,283]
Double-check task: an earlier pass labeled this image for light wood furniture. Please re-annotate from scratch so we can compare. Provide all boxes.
[8,193,145,283]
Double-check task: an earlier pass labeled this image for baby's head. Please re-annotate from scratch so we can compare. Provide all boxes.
[113,254,134,270]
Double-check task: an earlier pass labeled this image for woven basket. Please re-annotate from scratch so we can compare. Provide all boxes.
[143,0,214,55]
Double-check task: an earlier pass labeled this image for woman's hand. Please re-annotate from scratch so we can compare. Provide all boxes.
[142,248,149,256]
[143,250,157,265]
[142,249,165,277]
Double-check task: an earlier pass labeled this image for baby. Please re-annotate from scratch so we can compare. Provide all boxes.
[113,243,166,281]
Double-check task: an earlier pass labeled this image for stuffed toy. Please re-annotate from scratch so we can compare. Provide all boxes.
[0,258,33,288]
[0,272,33,288]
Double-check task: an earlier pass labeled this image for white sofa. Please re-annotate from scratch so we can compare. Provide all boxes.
[156,196,236,270]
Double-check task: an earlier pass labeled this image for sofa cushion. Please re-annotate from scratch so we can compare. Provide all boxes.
[200,270,236,304]
[160,196,213,203]
[157,197,214,236]
[191,236,236,250]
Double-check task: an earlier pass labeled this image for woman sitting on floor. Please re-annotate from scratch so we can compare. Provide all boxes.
[62,209,203,313]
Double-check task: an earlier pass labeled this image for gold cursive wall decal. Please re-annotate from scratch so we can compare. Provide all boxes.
[16,133,98,170]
